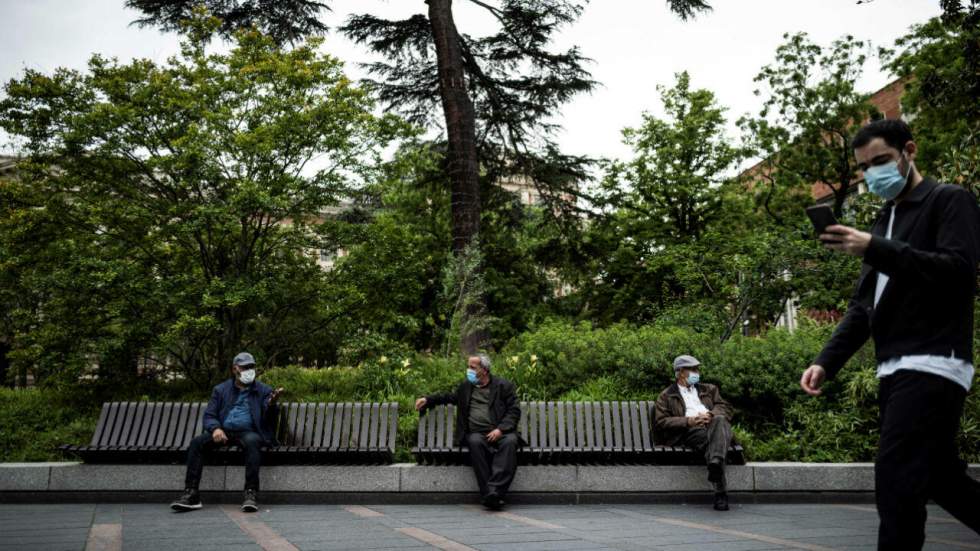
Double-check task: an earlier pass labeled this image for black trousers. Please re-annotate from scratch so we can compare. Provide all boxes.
[466,432,519,498]
[876,371,980,550]
[184,430,263,491]
[680,415,732,492]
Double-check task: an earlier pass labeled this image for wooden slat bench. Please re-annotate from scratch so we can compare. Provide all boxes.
[413,401,744,466]
[60,401,398,464]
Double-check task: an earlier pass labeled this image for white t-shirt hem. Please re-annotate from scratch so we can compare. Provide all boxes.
[876,355,974,392]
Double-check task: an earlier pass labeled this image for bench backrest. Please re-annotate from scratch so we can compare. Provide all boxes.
[418,400,655,453]
[88,401,398,451]
[275,402,398,451]
[89,402,207,449]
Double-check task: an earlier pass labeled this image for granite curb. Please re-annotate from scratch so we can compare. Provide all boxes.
[2,462,977,496]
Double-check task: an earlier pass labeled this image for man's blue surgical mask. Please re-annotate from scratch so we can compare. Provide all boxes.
[466,368,479,385]
[865,152,912,201]
[687,372,700,386]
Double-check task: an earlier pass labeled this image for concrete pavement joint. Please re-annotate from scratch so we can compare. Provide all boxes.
[465,504,650,551]
[84,523,122,551]
[397,526,479,551]
[835,501,980,548]
[343,505,385,518]
[608,507,838,551]
[221,505,300,551]
[489,510,563,530]
[928,536,980,550]
[834,503,961,524]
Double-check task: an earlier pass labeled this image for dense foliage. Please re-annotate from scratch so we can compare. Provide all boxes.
[1,8,978,464]
[0,15,405,386]
[5,322,977,463]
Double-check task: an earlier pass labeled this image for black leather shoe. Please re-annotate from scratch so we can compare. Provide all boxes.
[170,488,202,511]
[713,492,729,511]
[707,459,724,484]
[482,493,504,511]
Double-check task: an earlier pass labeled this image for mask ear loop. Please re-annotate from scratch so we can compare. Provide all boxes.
[895,147,915,199]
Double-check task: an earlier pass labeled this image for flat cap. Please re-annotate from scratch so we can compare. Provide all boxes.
[672,354,701,372]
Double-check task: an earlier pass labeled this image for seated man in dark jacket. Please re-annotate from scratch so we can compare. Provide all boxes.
[654,355,735,511]
[171,352,283,513]
[415,354,525,510]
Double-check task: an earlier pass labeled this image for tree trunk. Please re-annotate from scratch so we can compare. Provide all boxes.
[427,0,489,355]
[833,141,851,217]
[0,341,10,388]
[217,306,243,379]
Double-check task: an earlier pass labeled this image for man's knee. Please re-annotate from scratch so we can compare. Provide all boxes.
[238,432,263,451]
[710,415,730,428]
[467,432,488,449]
[189,433,212,449]
[684,427,708,447]
[496,433,518,449]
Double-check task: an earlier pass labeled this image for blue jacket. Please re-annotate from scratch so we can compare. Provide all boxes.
[202,378,279,445]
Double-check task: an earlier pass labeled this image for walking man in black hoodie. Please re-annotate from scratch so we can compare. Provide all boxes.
[800,119,980,550]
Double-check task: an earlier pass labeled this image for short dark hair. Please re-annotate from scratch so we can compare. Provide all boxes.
[851,118,914,151]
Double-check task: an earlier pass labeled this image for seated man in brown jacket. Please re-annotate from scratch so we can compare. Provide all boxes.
[654,354,734,511]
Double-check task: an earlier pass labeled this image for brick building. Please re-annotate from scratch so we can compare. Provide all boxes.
[810,78,906,203]
[739,78,908,332]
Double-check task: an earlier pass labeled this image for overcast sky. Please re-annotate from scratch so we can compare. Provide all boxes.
[1,0,941,163]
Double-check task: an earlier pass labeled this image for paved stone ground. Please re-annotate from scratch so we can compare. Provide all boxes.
[0,501,977,551]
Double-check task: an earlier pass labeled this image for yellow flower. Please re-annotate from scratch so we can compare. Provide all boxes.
[378,356,388,364]
[530,354,538,362]
[402,358,411,368]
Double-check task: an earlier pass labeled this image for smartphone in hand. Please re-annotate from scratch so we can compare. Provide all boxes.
[805,205,841,243]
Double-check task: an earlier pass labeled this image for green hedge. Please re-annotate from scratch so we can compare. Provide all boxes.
[0,388,100,462]
[3,320,977,463]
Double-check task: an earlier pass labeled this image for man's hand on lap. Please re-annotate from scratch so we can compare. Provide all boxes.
[212,428,228,444]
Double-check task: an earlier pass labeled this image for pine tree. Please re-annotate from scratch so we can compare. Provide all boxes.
[126,0,714,353]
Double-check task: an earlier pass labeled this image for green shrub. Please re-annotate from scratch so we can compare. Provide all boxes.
[0,388,99,461]
[499,320,709,399]
[558,376,651,401]
[262,365,360,401]
[3,319,976,463]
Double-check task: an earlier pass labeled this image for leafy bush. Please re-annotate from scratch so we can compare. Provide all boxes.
[4,319,977,463]
[0,388,99,461]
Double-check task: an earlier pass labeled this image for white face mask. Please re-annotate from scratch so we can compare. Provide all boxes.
[238,368,256,385]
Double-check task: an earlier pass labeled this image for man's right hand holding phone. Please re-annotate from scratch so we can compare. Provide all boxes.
[820,225,872,257]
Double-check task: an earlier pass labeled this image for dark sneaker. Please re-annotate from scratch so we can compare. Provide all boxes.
[170,488,202,511]
[707,459,724,484]
[482,493,504,511]
[713,492,730,511]
[241,489,258,513]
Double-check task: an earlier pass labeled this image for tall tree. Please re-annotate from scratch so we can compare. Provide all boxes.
[0,13,402,384]
[341,0,603,353]
[882,0,980,197]
[126,0,714,354]
[581,72,743,324]
[739,33,877,218]
[599,71,742,243]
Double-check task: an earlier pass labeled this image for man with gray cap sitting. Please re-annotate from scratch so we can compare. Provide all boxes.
[171,352,284,513]
[654,354,735,511]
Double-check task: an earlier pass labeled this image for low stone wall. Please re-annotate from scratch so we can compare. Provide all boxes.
[3,462,978,499]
